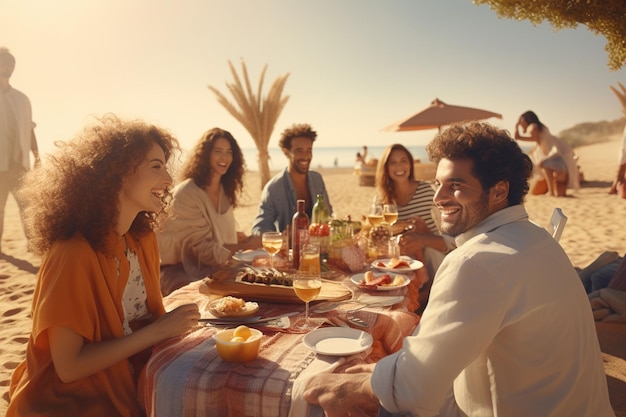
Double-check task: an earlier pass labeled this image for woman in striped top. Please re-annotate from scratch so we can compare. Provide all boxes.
[375,144,453,311]
[375,144,438,235]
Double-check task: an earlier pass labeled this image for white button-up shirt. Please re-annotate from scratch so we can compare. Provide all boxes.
[371,205,613,417]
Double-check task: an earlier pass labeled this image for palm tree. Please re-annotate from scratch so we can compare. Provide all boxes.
[208,60,290,189]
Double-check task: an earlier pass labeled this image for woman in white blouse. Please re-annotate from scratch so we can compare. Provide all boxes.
[158,128,260,294]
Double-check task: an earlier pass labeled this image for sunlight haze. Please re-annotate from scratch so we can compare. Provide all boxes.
[2,0,625,161]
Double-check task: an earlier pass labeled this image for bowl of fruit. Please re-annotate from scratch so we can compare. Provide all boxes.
[214,325,263,362]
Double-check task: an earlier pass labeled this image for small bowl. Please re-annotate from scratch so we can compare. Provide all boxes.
[214,328,263,362]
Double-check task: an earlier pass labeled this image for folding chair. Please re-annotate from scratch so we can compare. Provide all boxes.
[547,208,567,242]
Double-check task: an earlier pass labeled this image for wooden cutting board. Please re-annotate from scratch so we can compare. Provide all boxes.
[201,266,352,304]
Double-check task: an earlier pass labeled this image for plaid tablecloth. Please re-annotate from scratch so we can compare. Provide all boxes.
[138,278,420,417]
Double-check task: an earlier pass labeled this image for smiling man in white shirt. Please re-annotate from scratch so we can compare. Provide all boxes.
[304,122,613,417]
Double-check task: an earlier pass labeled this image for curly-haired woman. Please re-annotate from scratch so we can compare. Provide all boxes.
[158,128,260,294]
[7,115,200,417]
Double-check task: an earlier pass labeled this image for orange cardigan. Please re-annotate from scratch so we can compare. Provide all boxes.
[7,232,165,417]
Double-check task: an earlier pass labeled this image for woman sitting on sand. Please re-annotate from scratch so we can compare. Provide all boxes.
[514,110,579,197]
[374,144,454,311]
[7,115,200,417]
[157,128,260,295]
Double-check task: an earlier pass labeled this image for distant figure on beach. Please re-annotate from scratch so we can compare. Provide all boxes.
[304,121,613,416]
[158,128,261,295]
[251,123,332,235]
[375,143,453,309]
[514,110,579,197]
[7,115,200,416]
[356,145,368,164]
[0,47,39,252]
[609,81,626,196]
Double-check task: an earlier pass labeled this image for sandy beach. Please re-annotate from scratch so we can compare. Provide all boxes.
[1,137,625,415]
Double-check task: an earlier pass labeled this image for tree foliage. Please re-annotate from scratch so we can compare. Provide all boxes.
[208,60,290,189]
[474,0,626,71]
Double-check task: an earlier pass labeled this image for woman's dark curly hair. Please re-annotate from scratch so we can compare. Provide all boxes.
[178,128,245,207]
[18,114,180,256]
[375,144,415,204]
[426,121,533,206]
[278,123,317,150]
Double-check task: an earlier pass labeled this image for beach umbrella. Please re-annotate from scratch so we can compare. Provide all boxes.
[382,98,503,132]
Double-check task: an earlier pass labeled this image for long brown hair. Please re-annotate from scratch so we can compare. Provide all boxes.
[178,128,245,207]
[375,143,415,204]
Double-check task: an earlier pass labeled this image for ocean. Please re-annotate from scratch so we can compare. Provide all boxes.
[241,145,430,171]
[241,143,534,172]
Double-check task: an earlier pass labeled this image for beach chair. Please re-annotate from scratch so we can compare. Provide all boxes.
[547,208,567,242]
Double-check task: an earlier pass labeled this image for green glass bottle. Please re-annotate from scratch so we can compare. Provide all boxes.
[311,194,329,225]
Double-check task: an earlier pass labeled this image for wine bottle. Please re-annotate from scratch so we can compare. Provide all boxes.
[311,194,329,225]
[292,199,309,270]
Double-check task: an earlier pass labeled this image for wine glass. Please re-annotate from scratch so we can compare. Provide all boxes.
[293,244,322,330]
[367,203,384,227]
[383,203,398,226]
[262,231,283,269]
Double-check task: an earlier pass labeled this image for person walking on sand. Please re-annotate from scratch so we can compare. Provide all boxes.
[7,115,200,417]
[0,47,39,252]
[303,122,613,417]
[250,123,332,235]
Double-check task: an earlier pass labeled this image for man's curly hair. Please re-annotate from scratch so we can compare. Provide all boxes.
[426,121,533,206]
[278,123,317,150]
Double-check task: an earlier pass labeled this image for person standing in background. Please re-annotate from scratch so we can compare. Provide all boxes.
[609,82,626,196]
[251,123,332,235]
[0,47,39,251]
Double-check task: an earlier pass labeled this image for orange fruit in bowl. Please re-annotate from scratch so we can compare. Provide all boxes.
[214,327,263,362]
[233,325,252,340]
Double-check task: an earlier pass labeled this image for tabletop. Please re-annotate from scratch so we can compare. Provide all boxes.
[138,265,421,417]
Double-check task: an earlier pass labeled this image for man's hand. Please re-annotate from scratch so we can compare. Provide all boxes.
[303,365,379,417]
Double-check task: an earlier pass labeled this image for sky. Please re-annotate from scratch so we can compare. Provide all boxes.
[2,0,625,160]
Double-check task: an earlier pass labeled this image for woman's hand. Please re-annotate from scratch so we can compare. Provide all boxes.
[154,303,200,338]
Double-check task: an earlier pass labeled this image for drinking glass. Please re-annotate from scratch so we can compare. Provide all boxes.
[293,244,322,330]
[383,203,398,226]
[262,231,283,269]
[367,203,384,227]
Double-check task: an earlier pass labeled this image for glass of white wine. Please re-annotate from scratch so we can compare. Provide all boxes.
[293,244,322,330]
[383,203,398,226]
[367,203,384,227]
[262,231,283,269]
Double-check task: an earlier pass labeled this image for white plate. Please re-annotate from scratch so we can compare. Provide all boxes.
[207,297,260,318]
[303,327,373,356]
[232,249,268,263]
[350,271,410,291]
[370,256,423,273]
